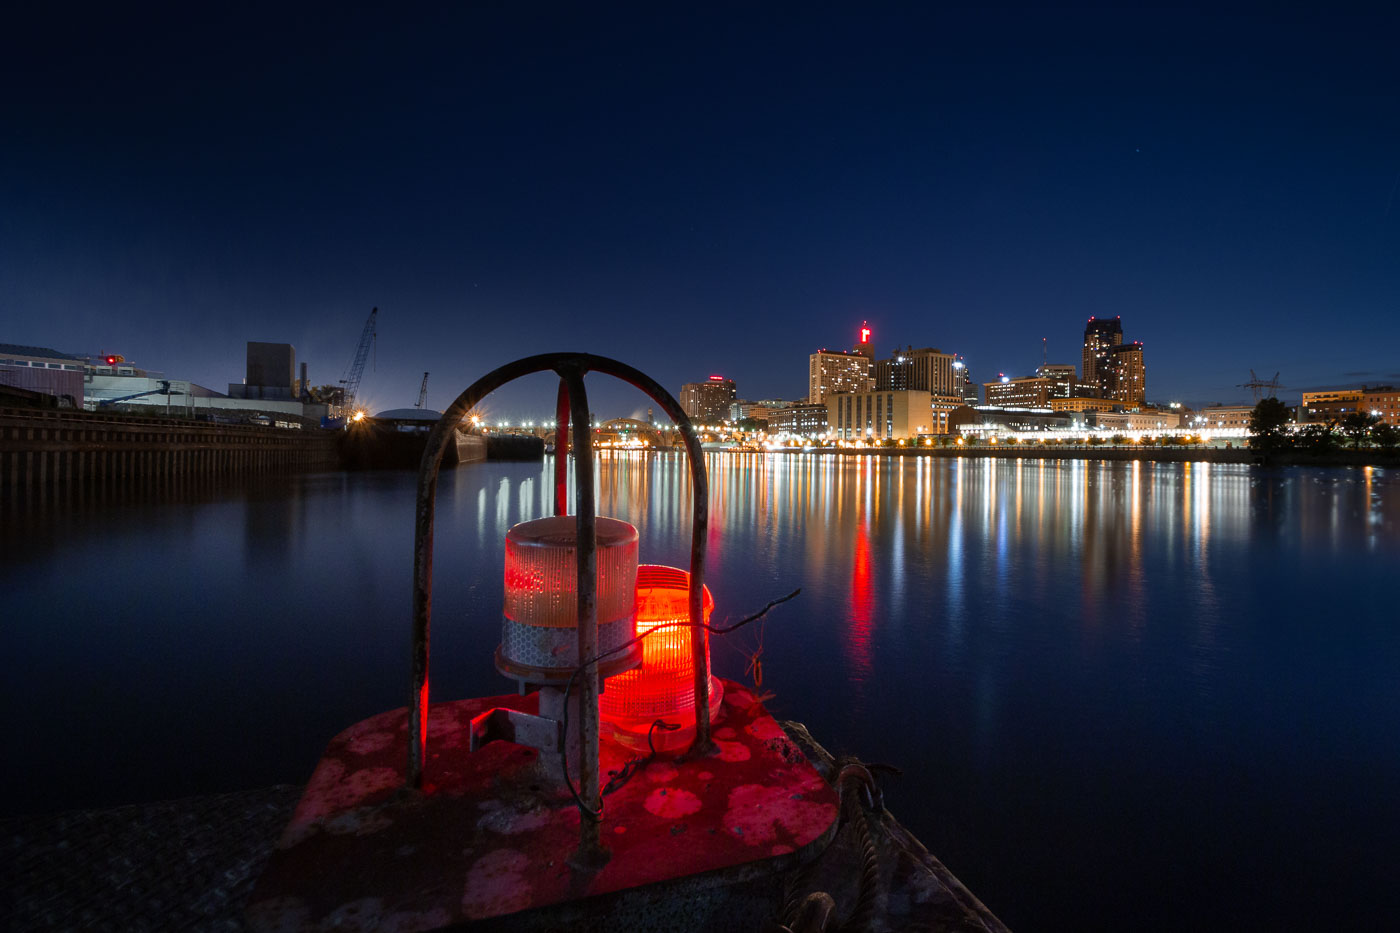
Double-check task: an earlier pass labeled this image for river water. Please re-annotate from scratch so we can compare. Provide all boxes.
[3,453,1398,930]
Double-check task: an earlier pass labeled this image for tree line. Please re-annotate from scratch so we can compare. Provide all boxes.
[1248,397,1399,455]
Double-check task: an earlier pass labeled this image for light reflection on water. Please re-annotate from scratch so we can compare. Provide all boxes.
[2,454,1398,930]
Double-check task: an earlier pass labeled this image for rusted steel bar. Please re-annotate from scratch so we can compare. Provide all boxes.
[554,379,570,516]
[410,354,573,788]
[589,361,712,753]
[560,365,605,865]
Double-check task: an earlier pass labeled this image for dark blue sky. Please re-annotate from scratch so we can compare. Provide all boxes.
[4,4,1398,418]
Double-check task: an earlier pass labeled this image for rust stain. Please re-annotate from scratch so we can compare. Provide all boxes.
[248,679,839,933]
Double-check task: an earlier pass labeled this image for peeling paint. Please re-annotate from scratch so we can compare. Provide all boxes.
[248,680,840,932]
[324,809,394,836]
[347,730,395,756]
[476,804,554,835]
[461,850,532,919]
[714,739,751,762]
[725,782,838,847]
[643,787,702,819]
[746,716,787,742]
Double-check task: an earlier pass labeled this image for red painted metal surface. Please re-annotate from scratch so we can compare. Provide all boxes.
[246,680,838,932]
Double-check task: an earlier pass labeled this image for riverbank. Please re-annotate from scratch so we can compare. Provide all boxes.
[1,406,339,497]
[754,445,1399,467]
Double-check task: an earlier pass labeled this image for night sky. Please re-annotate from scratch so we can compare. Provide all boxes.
[4,4,1398,419]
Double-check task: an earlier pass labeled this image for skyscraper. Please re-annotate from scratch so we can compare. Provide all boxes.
[1082,317,1123,392]
[808,350,871,404]
[679,375,736,423]
[808,323,875,404]
[873,346,958,395]
[1103,343,1146,405]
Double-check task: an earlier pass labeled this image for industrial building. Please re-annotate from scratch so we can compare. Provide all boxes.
[0,345,86,407]
[229,342,299,401]
[2,339,329,423]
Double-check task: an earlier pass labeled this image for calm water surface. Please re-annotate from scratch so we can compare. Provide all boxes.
[4,453,1398,930]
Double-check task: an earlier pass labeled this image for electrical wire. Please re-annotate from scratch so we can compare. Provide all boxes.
[559,588,801,820]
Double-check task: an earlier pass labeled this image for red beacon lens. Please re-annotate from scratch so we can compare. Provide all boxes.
[600,565,721,752]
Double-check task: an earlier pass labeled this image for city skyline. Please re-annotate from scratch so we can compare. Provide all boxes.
[4,5,1398,419]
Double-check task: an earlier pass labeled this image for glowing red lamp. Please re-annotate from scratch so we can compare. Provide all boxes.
[491,515,640,786]
[499,515,639,685]
[600,565,721,751]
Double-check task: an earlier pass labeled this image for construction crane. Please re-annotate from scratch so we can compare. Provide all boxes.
[339,307,378,416]
[97,380,173,407]
[415,372,429,409]
[1238,369,1283,404]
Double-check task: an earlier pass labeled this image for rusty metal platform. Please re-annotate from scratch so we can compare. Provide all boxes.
[245,680,840,931]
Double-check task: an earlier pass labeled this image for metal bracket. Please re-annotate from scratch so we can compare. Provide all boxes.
[468,707,563,754]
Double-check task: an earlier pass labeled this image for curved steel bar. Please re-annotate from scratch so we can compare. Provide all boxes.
[559,366,605,862]
[409,352,711,789]
[553,379,570,516]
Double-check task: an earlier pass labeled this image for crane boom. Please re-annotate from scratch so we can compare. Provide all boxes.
[415,372,429,409]
[340,307,378,414]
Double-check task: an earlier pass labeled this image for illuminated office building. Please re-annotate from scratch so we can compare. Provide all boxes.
[827,389,934,440]
[1103,342,1146,405]
[1082,316,1124,391]
[808,330,873,404]
[874,346,958,395]
[679,375,736,423]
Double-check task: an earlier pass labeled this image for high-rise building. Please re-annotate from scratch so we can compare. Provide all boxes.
[809,335,873,404]
[1082,317,1123,392]
[679,375,736,423]
[874,346,959,396]
[947,357,976,404]
[853,321,875,362]
[1102,342,1146,405]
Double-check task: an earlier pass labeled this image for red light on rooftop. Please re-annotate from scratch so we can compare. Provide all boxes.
[708,374,723,381]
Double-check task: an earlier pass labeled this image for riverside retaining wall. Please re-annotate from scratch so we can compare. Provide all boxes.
[0,408,341,496]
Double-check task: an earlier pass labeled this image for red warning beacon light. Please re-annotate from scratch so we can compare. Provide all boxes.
[600,565,720,751]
